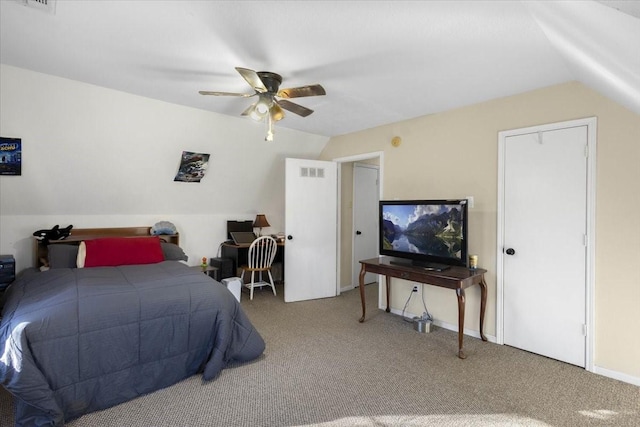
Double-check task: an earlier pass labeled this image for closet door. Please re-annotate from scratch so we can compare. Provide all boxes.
[352,163,379,287]
[502,125,588,367]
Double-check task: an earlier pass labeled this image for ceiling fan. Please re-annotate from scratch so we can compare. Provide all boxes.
[199,67,326,141]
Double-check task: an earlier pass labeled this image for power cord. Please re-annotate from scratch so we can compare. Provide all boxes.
[401,289,414,323]
[216,242,226,258]
[420,284,433,322]
[401,284,433,323]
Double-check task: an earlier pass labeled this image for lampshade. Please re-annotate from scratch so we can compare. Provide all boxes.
[253,214,270,228]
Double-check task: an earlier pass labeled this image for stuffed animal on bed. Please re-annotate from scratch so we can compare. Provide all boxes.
[33,224,73,245]
[151,221,177,235]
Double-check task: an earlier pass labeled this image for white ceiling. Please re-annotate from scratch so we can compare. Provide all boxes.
[1,0,638,138]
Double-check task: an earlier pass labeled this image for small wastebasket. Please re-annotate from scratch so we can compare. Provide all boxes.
[413,317,432,333]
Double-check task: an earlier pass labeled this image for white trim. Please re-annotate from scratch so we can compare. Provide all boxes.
[333,151,385,164]
[388,307,498,343]
[585,119,597,373]
[496,117,597,372]
[593,366,640,387]
[336,164,343,296]
[333,151,384,305]
[496,138,506,344]
[352,162,380,170]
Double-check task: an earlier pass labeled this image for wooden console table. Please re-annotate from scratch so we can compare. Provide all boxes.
[358,256,487,359]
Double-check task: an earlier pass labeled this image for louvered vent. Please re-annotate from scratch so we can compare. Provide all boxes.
[15,0,56,14]
[300,167,325,178]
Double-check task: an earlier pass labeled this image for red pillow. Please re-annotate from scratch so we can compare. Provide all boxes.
[83,236,164,267]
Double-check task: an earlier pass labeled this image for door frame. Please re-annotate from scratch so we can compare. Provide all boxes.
[496,117,597,372]
[333,151,384,301]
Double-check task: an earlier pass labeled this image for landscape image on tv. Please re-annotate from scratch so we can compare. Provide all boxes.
[381,204,464,259]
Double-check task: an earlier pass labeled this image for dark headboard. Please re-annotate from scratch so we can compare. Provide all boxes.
[35,226,179,268]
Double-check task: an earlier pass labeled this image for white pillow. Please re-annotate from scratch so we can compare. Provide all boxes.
[76,241,86,268]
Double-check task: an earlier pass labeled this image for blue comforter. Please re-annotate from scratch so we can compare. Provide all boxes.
[0,262,265,426]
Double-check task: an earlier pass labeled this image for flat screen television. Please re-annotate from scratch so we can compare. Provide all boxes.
[379,199,468,270]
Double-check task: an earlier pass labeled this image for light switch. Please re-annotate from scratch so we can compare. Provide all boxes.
[466,196,474,208]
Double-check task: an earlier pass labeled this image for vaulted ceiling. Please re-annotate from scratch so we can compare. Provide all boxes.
[1,1,638,137]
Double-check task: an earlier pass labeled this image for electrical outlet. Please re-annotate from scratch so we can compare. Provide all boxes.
[412,285,418,292]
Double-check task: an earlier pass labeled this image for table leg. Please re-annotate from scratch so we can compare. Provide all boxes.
[358,265,366,322]
[456,288,466,359]
[385,276,391,313]
[479,276,488,342]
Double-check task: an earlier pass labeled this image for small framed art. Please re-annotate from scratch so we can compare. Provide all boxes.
[0,137,22,176]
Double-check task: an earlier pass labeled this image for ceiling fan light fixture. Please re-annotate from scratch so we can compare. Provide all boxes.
[250,110,265,121]
[199,67,326,142]
[251,94,273,121]
[270,103,285,122]
[255,100,270,115]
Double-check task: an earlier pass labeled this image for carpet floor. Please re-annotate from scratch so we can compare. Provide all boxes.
[1,282,639,426]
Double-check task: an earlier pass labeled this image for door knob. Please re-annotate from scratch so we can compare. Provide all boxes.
[356,230,362,235]
[505,248,516,255]
[287,235,293,240]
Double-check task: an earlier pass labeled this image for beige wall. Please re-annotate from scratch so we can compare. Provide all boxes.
[320,81,640,382]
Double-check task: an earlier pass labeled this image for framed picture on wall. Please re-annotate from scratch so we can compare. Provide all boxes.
[174,151,210,183]
[0,137,22,176]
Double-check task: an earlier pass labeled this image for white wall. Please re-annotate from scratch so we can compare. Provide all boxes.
[0,65,329,271]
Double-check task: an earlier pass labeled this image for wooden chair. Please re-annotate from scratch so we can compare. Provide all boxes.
[240,235,278,300]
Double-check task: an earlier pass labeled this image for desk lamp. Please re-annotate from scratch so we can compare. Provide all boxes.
[253,214,270,236]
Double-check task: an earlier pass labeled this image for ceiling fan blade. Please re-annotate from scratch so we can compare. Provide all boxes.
[199,90,254,97]
[241,102,257,117]
[270,103,285,122]
[236,67,268,93]
[276,99,314,117]
[277,84,326,99]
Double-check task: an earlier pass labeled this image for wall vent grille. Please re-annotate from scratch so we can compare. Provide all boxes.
[300,167,325,178]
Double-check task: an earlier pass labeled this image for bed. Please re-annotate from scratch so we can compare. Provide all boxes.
[1,227,265,426]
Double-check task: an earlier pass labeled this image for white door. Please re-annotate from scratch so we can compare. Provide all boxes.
[284,158,337,302]
[502,125,587,367]
[352,163,379,287]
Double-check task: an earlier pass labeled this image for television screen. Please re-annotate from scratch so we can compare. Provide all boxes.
[379,199,468,269]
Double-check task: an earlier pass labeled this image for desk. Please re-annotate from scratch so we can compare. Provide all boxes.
[358,256,487,359]
[221,241,285,281]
